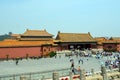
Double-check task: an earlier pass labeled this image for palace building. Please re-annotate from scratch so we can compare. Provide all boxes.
[0,29,58,59]
[103,37,120,52]
[94,37,107,49]
[55,31,97,50]
[0,29,120,59]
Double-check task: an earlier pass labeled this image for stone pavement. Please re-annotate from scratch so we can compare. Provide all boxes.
[0,53,118,76]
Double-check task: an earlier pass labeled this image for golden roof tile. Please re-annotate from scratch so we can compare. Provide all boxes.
[103,40,118,44]
[94,37,107,45]
[110,37,120,41]
[0,40,54,47]
[56,32,96,42]
[19,38,53,41]
[21,29,53,36]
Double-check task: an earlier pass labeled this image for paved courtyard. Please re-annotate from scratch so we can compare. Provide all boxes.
[0,52,118,77]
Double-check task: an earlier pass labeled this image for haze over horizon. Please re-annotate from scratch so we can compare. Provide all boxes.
[0,0,120,37]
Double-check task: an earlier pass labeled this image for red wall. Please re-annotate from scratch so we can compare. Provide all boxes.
[42,46,51,56]
[0,47,42,59]
[97,45,103,49]
[117,44,120,52]
[103,44,117,51]
[42,46,58,56]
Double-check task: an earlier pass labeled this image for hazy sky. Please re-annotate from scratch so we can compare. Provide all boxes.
[0,0,120,37]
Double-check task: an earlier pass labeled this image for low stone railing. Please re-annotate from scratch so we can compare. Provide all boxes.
[0,67,120,80]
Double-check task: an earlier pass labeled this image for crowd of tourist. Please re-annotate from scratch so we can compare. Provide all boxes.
[58,49,120,75]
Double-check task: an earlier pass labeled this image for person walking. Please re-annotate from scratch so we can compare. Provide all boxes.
[77,66,81,72]
[16,60,18,65]
[71,61,74,68]
[78,59,81,64]
[71,67,75,75]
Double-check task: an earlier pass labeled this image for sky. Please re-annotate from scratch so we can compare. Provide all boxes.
[0,0,120,37]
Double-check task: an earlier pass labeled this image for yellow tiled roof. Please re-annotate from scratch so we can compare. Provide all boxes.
[19,38,53,41]
[103,40,119,43]
[94,37,107,41]
[94,37,107,45]
[56,32,96,42]
[0,40,54,47]
[110,37,120,41]
[21,29,53,36]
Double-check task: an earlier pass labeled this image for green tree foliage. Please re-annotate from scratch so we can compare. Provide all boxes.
[49,51,56,57]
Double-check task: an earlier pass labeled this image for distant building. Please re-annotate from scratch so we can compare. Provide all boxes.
[10,34,20,40]
[55,31,97,50]
[1,29,120,59]
[0,29,58,59]
[103,37,120,52]
[94,37,107,49]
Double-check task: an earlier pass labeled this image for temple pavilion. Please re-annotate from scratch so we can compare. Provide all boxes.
[55,31,97,50]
